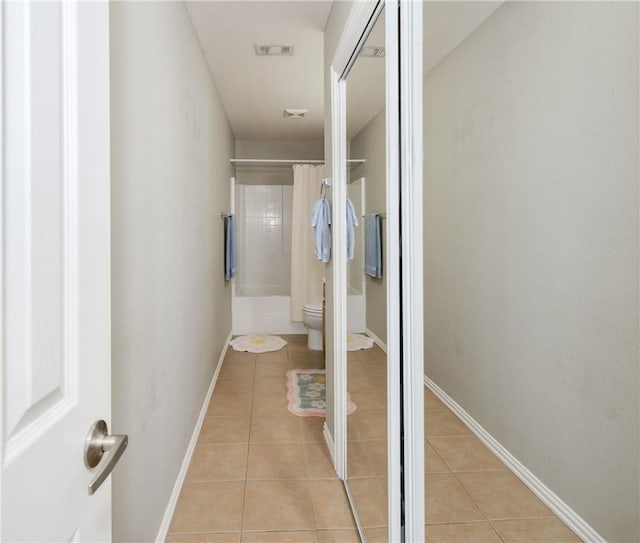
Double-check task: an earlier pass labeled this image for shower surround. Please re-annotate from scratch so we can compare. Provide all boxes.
[232,183,303,334]
[231,180,366,336]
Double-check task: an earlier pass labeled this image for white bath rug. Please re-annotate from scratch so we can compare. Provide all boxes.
[346,333,374,351]
[230,334,287,353]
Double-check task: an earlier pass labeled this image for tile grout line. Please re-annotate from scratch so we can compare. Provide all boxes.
[288,346,321,542]
[424,406,497,534]
[424,434,451,475]
[300,416,321,538]
[424,434,509,540]
[169,343,352,541]
[346,346,389,537]
[249,345,319,539]
[239,441,249,543]
[195,353,242,537]
[426,414,501,534]
[238,350,256,541]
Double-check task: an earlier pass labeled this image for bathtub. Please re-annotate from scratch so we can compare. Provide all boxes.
[232,285,366,336]
[232,285,305,335]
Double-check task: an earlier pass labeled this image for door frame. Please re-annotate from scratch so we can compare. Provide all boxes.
[1,4,5,534]
[330,0,424,540]
[399,1,424,540]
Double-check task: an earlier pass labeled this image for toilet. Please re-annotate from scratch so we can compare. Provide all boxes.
[302,301,323,351]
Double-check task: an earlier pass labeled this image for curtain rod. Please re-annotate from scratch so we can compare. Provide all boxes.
[230,158,367,165]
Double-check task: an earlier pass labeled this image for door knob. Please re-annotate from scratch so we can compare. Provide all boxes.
[84,420,128,495]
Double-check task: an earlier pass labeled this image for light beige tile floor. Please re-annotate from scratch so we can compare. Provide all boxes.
[346,347,389,533]
[345,345,582,542]
[168,338,583,543]
[167,335,357,543]
[422,388,582,541]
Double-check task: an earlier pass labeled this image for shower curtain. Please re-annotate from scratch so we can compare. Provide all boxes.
[290,164,326,321]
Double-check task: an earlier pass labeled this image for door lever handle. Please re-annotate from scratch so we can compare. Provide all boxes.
[84,420,129,495]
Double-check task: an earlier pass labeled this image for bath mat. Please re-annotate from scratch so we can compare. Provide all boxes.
[230,334,287,353]
[346,333,374,351]
[286,369,357,417]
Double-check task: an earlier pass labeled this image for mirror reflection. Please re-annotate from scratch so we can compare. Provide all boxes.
[344,8,388,541]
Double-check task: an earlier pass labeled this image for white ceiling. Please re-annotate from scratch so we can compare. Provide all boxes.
[187,1,503,141]
[186,1,332,140]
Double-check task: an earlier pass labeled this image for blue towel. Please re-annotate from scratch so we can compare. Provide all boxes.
[346,198,358,261]
[224,214,237,280]
[311,198,332,262]
[364,213,382,278]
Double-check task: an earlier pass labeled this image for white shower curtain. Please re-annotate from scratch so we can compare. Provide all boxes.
[290,164,326,321]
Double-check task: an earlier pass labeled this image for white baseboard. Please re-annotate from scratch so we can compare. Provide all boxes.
[155,331,233,543]
[424,376,604,543]
[365,328,387,353]
[323,421,336,468]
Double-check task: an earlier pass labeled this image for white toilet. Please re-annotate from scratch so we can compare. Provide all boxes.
[302,301,323,351]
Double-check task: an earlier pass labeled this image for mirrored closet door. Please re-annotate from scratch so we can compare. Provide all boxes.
[344,7,388,540]
[332,1,424,541]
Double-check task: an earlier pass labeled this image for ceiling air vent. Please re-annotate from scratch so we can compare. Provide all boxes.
[283,108,308,119]
[255,44,294,56]
[360,46,385,58]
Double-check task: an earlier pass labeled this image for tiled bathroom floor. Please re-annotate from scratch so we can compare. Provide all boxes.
[166,335,359,543]
[423,388,581,542]
[167,337,582,543]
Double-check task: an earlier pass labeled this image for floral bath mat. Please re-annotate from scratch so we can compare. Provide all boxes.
[286,369,357,417]
[230,334,287,353]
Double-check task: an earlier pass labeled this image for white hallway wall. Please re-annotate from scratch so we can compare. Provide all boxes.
[110,2,235,541]
[423,3,639,541]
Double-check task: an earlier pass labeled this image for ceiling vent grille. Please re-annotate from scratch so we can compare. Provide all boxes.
[283,108,308,119]
[360,46,385,58]
[255,44,294,56]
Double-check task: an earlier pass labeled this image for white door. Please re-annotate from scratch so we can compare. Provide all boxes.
[1,2,117,541]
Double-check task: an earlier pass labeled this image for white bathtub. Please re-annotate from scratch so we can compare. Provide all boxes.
[233,285,305,335]
[232,285,366,336]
